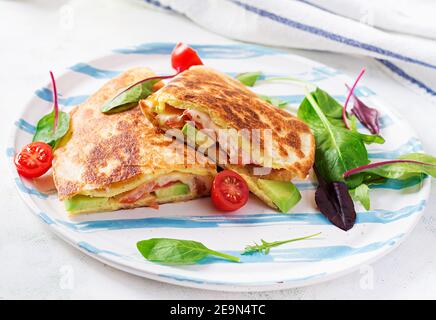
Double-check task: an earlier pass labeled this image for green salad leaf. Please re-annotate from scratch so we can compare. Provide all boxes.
[33,110,70,148]
[298,88,370,189]
[355,132,385,145]
[235,72,290,108]
[101,78,160,113]
[351,184,370,210]
[235,71,262,87]
[243,233,321,255]
[136,238,240,264]
[308,88,384,144]
[258,95,288,108]
[345,153,436,180]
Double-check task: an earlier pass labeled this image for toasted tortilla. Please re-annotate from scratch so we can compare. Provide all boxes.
[143,66,315,180]
[140,66,315,209]
[52,67,216,213]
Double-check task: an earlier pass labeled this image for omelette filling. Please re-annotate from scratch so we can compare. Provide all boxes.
[64,172,213,214]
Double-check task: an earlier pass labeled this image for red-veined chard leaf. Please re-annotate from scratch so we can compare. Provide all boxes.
[342,67,365,129]
[33,71,70,148]
[49,71,59,131]
[101,74,174,114]
[345,84,380,135]
[314,167,356,231]
[342,68,381,134]
[344,153,436,180]
[303,88,384,145]
[33,110,70,148]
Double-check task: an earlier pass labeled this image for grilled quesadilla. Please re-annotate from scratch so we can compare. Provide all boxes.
[141,66,315,212]
[52,67,216,214]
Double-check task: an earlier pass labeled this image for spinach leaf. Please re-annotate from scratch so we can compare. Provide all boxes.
[310,87,344,118]
[298,88,370,189]
[258,95,288,108]
[345,153,436,180]
[243,232,321,255]
[101,78,160,113]
[136,238,240,264]
[236,71,262,87]
[33,110,70,148]
[351,184,370,210]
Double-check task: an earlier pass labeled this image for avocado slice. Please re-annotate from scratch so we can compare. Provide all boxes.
[64,195,109,213]
[181,123,213,147]
[154,182,190,199]
[257,179,301,213]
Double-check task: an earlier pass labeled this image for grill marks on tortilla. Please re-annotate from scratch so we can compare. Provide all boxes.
[82,128,141,186]
[52,68,215,200]
[163,67,310,159]
[56,181,80,200]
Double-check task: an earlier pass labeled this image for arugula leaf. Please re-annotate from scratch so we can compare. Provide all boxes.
[136,238,240,264]
[242,233,321,255]
[298,88,370,189]
[33,110,70,148]
[32,71,70,148]
[101,78,160,113]
[351,184,370,210]
[258,95,288,108]
[344,153,436,180]
[236,71,262,87]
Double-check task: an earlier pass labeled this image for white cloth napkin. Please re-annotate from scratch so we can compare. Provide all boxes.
[143,0,436,99]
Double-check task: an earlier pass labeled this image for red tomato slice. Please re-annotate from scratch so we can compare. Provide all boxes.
[14,142,53,178]
[171,42,203,73]
[211,170,249,212]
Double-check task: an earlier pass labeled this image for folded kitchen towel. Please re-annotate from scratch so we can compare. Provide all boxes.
[143,0,436,98]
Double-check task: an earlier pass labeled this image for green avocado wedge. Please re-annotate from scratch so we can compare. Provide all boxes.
[64,195,109,213]
[257,179,301,213]
[154,182,190,199]
[181,123,212,146]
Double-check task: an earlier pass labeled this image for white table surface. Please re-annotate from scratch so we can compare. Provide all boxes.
[1,0,435,300]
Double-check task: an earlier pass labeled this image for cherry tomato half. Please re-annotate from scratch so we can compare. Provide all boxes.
[171,42,203,73]
[211,170,249,212]
[14,142,53,178]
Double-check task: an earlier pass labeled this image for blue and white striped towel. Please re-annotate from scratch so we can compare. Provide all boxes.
[143,0,436,98]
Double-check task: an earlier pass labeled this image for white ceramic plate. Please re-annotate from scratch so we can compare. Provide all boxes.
[8,43,430,291]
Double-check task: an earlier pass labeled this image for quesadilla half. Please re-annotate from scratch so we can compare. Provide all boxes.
[53,68,216,214]
[141,66,315,212]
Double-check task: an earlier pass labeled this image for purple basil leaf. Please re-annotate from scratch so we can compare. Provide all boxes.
[346,84,380,134]
[314,167,356,231]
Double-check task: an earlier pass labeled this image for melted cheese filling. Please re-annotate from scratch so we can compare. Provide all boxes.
[146,99,272,167]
